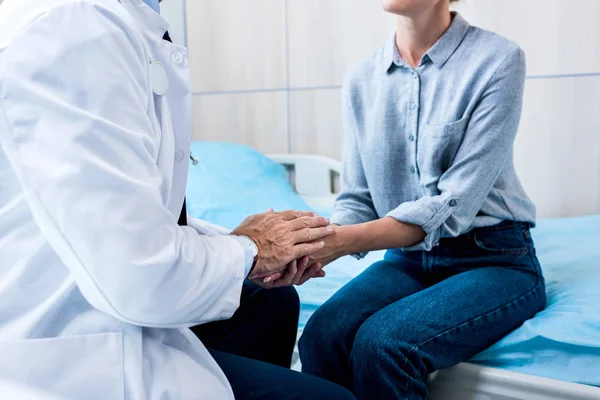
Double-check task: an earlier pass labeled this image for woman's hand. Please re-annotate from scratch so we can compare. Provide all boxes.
[305,225,350,264]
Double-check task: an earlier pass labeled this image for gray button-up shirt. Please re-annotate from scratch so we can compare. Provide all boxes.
[332,13,536,251]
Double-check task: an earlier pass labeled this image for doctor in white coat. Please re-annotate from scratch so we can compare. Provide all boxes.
[0,0,356,399]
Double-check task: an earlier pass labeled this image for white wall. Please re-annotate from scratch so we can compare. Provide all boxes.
[456,1,600,218]
[173,0,600,218]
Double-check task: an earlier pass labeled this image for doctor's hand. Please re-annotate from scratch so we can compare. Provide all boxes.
[259,224,345,286]
[232,210,334,280]
[250,256,327,289]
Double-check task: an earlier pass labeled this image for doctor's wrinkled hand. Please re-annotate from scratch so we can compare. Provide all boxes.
[231,210,334,281]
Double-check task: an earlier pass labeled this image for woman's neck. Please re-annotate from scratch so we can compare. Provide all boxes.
[395,5,452,68]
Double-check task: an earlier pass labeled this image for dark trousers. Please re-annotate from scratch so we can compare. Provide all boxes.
[299,222,546,400]
[191,281,355,400]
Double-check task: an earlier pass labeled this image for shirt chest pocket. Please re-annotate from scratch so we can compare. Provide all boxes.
[417,115,470,189]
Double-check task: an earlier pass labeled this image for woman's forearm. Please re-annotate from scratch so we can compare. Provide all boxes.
[337,217,426,256]
[308,217,425,264]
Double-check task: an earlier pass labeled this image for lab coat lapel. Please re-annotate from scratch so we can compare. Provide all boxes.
[119,0,191,222]
[162,30,188,227]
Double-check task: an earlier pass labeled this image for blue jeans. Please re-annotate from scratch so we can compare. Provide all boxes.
[299,221,546,400]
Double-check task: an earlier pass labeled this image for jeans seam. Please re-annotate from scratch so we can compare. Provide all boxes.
[527,246,544,280]
[404,278,544,361]
[400,342,414,397]
[472,234,531,256]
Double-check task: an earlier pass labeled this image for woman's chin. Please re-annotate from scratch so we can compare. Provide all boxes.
[381,0,416,14]
[381,0,446,16]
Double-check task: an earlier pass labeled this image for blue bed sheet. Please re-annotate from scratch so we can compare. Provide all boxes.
[296,215,600,387]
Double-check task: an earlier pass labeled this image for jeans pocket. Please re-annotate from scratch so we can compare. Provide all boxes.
[472,224,531,256]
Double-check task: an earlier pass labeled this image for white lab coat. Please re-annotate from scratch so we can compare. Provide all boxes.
[0,0,248,399]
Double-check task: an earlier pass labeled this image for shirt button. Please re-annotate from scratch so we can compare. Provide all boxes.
[175,149,185,162]
[172,52,184,65]
[409,102,416,110]
[449,199,457,207]
[410,166,416,174]
[409,135,415,142]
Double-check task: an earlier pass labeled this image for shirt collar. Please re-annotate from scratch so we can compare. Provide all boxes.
[120,0,169,40]
[382,12,470,73]
[143,0,161,14]
[382,30,404,72]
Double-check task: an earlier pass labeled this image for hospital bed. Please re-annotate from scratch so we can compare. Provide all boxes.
[187,142,600,400]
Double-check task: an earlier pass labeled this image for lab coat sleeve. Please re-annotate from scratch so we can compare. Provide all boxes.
[0,3,246,327]
[187,216,233,237]
[187,216,255,276]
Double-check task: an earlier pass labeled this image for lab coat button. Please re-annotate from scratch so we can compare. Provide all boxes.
[409,102,416,110]
[175,149,185,162]
[410,166,416,174]
[449,199,457,207]
[172,52,184,65]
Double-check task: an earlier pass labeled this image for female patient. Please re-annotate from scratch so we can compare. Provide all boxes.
[298,0,546,399]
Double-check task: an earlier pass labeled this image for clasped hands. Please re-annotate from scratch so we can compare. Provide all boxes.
[232,210,348,288]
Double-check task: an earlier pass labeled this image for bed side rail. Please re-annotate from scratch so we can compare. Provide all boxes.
[268,154,341,196]
[268,154,342,209]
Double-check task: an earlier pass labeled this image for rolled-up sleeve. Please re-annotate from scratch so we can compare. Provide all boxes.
[332,82,379,226]
[387,47,526,250]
